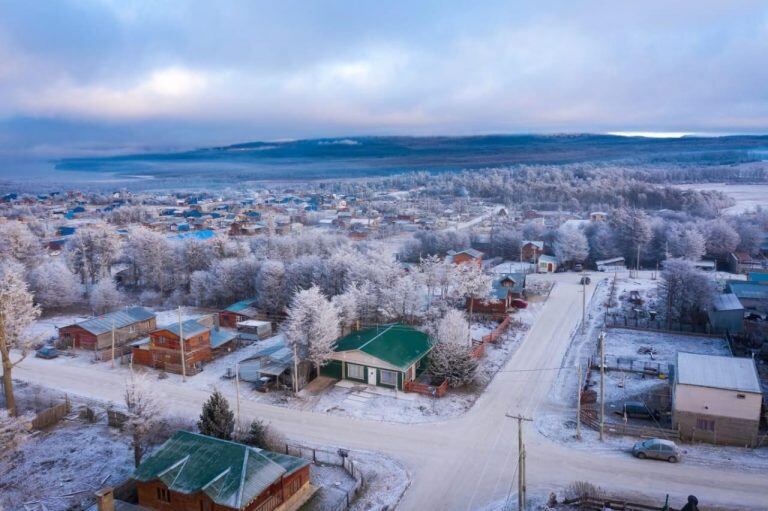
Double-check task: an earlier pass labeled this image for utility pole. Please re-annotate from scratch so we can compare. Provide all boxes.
[599,331,605,441]
[110,319,116,369]
[505,413,533,511]
[235,360,241,432]
[581,278,586,334]
[576,362,582,440]
[178,306,186,383]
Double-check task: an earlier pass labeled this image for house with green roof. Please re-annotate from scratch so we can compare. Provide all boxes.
[132,430,312,511]
[320,324,434,390]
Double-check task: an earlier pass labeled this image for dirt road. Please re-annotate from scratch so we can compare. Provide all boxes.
[14,275,767,510]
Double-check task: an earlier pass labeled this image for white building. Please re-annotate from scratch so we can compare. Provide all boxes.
[673,352,763,446]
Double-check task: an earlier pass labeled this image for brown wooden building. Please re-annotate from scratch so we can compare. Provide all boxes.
[132,319,238,375]
[521,241,544,263]
[133,431,313,511]
[58,307,156,355]
[447,248,484,267]
[219,298,260,328]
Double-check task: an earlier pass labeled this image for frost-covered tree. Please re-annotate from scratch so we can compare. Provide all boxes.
[703,219,740,259]
[197,389,235,440]
[733,220,762,255]
[284,286,340,391]
[553,226,589,267]
[659,259,716,327]
[89,278,125,314]
[451,263,492,321]
[123,227,173,293]
[66,225,120,287]
[27,260,82,311]
[124,373,160,466]
[255,259,286,314]
[381,273,424,323]
[611,208,652,268]
[0,260,41,416]
[331,284,360,333]
[436,309,470,347]
[585,222,618,262]
[667,224,706,261]
[0,221,41,267]
[428,340,477,388]
[0,409,33,462]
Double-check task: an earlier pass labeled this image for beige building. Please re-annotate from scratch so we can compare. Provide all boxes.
[673,352,763,447]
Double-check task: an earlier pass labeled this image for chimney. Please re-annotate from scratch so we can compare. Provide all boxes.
[94,487,115,511]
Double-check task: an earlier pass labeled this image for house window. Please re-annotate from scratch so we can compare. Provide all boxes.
[696,418,715,432]
[156,487,171,503]
[737,393,746,399]
[379,369,397,387]
[347,364,364,380]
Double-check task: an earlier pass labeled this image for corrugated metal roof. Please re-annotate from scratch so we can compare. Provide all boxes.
[491,273,525,299]
[74,307,155,336]
[210,329,238,349]
[335,324,433,370]
[676,352,761,393]
[225,298,258,313]
[712,293,744,312]
[157,319,209,340]
[728,282,768,300]
[133,431,307,508]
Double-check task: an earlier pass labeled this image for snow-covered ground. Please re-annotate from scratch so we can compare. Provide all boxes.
[247,306,540,424]
[542,274,768,471]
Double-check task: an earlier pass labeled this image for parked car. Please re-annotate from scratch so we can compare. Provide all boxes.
[510,299,528,309]
[35,346,60,359]
[632,438,681,463]
[615,401,660,420]
[574,263,583,272]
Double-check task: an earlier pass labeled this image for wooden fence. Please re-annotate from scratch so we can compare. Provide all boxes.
[404,379,448,398]
[561,496,679,511]
[481,316,512,344]
[31,396,71,430]
[580,406,679,440]
[284,443,364,511]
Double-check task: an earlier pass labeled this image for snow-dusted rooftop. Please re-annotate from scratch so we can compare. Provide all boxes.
[676,352,761,394]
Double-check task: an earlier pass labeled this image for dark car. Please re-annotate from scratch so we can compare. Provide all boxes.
[510,299,528,309]
[35,346,60,359]
[615,400,660,420]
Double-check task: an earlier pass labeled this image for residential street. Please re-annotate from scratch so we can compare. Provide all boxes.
[14,274,767,511]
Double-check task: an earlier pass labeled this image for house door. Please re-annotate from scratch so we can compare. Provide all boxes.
[547,263,553,272]
[367,367,377,385]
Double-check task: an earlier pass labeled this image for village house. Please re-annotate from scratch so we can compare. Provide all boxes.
[219,298,261,328]
[131,319,238,375]
[58,307,156,358]
[321,324,434,391]
[729,252,767,274]
[673,352,763,447]
[725,280,768,314]
[446,248,484,267]
[131,431,312,511]
[239,340,294,391]
[590,211,607,222]
[468,273,526,316]
[520,241,544,262]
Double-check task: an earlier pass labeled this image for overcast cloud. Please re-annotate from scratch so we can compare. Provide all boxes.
[1,0,767,155]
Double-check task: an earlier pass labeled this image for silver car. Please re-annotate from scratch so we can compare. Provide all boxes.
[632,438,681,463]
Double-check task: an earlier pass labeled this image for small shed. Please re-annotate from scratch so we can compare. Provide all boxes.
[237,319,273,340]
[537,255,558,273]
[708,293,744,334]
[673,352,763,446]
[595,257,626,272]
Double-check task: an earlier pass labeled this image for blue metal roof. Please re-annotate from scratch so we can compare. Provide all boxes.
[728,282,768,300]
[210,328,238,349]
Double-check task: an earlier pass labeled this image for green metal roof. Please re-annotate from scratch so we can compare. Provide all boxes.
[491,273,525,299]
[334,324,434,370]
[225,298,258,313]
[133,431,308,509]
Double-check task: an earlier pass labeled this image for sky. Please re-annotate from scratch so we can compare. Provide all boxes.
[1,0,767,158]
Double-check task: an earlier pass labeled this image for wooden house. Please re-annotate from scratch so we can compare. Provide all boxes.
[132,319,238,375]
[219,298,260,328]
[321,324,434,391]
[133,431,312,511]
[446,248,484,267]
[468,273,525,316]
[521,241,544,262]
[58,307,156,357]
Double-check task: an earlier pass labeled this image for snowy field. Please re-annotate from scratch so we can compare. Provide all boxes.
[673,182,768,214]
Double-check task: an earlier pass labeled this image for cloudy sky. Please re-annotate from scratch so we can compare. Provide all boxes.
[1,0,767,157]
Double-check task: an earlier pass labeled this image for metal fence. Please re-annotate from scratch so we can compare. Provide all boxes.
[605,314,713,335]
[284,443,364,511]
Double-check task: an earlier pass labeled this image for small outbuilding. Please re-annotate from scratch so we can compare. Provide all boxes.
[708,293,745,334]
[321,324,434,390]
[673,352,763,447]
[537,254,558,273]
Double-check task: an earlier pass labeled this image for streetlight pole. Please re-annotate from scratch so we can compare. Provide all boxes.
[506,413,533,511]
[178,306,186,382]
[599,331,605,441]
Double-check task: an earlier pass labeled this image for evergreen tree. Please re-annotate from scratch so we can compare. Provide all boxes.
[242,420,268,449]
[197,389,235,440]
